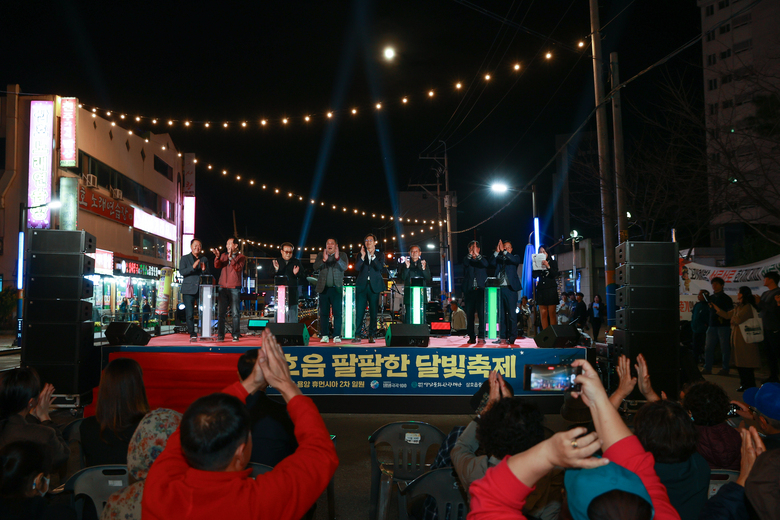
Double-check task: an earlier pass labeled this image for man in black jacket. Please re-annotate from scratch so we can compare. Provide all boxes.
[400,245,432,324]
[313,239,348,343]
[354,234,386,343]
[178,238,210,342]
[703,277,734,375]
[490,240,522,345]
[463,240,488,344]
[273,242,306,323]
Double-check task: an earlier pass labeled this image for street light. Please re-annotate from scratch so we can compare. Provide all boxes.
[569,230,583,292]
[490,183,508,193]
[491,182,539,251]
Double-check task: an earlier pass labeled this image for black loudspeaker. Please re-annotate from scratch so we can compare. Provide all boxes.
[615,242,677,265]
[616,264,679,286]
[105,322,153,346]
[26,276,93,299]
[616,286,679,309]
[32,357,101,396]
[616,308,680,331]
[23,322,94,364]
[266,322,310,346]
[613,329,680,398]
[385,324,430,347]
[29,229,96,253]
[534,325,580,349]
[28,253,95,277]
[25,300,92,323]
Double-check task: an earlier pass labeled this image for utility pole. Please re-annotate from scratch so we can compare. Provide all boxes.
[611,52,629,244]
[589,0,617,326]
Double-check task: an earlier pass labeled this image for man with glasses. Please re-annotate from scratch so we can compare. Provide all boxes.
[400,245,432,324]
[273,243,306,324]
[355,234,386,343]
[313,239,348,343]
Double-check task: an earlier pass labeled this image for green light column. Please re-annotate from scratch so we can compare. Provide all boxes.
[484,278,502,340]
[342,282,356,339]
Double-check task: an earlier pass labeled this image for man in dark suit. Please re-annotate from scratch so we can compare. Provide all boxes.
[355,233,386,343]
[491,239,523,345]
[178,238,210,342]
[313,238,348,343]
[463,240,489,344]
[400,245,432,324]
[273,242,307,324]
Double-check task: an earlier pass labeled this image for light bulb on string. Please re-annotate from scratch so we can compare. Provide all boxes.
[545,52,552,59]
[327,112,333,118]
[304,116,310,122]
[282,118,288,124]
[484,74,491,81]
[428,90,434,97]
[402,97,408,104]
[205,122,210,127]
[242,122,247,127]
[514,63,521,70]
[261,120,267,125]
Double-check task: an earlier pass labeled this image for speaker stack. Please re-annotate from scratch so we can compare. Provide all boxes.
[613,241,680,399]
[22,229,100,396]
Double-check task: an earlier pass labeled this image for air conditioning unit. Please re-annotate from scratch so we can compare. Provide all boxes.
[85,174,98,188]
[111,188,123,201]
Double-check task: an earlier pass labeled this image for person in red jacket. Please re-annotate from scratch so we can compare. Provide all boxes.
[468,359,680,520]
[141,329,338,520]
[211,237,246,341]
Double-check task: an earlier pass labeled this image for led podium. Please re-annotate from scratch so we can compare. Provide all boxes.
[484,277,502,341]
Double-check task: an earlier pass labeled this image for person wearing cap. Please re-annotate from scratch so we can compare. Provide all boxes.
[737,382,780,451]
[469,359,679,520]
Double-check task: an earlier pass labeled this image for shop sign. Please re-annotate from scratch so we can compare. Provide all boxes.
[134,209,176,241]
[116,259,161,278]
[59,97,78,167]
[79,185,134,225]
[28,100,54,228]
[87,248,114,275]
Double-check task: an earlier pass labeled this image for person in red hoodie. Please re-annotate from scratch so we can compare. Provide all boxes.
[468,359,680,520]
[141,329,338,520]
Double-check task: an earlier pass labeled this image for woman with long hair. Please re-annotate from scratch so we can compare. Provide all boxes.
[710,285,761,391]
[80,358,150,466]
[533,245,559,330]
[588,294,603,342]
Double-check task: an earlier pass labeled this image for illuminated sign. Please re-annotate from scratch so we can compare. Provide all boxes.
[167,242,173,262]
[183,196,195,235]
[183,153,196,197]
[134,209,177,241]
[59,98,78,167]
[28,100,54,228]
[87,248,114,275]
[116,259,162,278]
[79,185,134,225]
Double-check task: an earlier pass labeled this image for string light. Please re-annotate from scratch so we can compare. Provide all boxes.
[402,97,408,104]
[428,90,434,97]
[514,63,521,70]
[485,74,491,81]
[578,41,585,48]
[545,52,552,59]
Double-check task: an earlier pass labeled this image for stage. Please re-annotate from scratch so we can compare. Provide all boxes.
[93,333,590,415]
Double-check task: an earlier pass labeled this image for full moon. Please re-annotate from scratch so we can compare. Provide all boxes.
[383,47,395,60]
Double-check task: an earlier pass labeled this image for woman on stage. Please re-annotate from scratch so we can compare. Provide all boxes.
[533,245,559,330]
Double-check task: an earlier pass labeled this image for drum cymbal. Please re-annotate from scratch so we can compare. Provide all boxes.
[306,277,318,285]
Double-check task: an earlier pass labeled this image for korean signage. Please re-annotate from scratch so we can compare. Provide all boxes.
[183,153,196,197]
[265,347,586,396]
[116,258,162,279]
[28,100,54,228]
[87,248,114,275]
[59,97,78,167]
[79,185,134,225]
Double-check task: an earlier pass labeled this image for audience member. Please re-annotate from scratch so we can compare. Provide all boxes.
[743,440,780,520]
[141,330,338,520]
[468,359,679,520]
[0,368,69,469]
[0,441,76,520]
[702,277,733,375]
[683,381,741,470]
[691,290,710,363]
[101,408,182,520]
[80,358,150,467]
[710,285,761,391]
[448,300,467,334]
[587,294,603,343]
[756,271,780,384]
[634,400,710,519]
[608,354,661,410]
[736,383,780,450]
[569,292,587,328]
[236,350,297,466]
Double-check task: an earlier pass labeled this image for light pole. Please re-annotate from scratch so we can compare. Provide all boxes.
[569,230,582,292]
[490,183,538,250]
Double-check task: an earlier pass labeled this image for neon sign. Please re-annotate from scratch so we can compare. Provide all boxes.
[134,210,177,241]
[59,98,78,167]
[87,248,114,275]
[28,100,54,228]
[119,259,161,278]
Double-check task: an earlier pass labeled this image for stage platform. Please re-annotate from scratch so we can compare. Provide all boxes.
[91,333,589,415]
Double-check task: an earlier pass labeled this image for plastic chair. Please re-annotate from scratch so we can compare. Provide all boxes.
[400,468,469,520]
[369,421,446,520]
[62,418,85,470]
[708,469,740,498]
[248,462,274,477]
[52,465,129,519]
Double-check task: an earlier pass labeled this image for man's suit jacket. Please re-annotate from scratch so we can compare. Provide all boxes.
[355,252,386,293]
[400,259,432,286]
[275,257,306,290]
[463,254,489,290]
[490,250,522,292]
[313,252,348,293]
[178,253,209,296]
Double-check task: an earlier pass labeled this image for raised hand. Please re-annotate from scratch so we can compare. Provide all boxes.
[610,355,637,408]
[258,329,302,402]
[322,250,329,262]
[736,426,767,486]
[33,383,56,422]
[635,354,659,401]
[293,265,299,275]
[421,259,427,270]
[272,259,279,271]
[570,359,608,407]
[360,245,366,260]
[405,259,410,268]
[541,428,606,470]
[496,239,503,253]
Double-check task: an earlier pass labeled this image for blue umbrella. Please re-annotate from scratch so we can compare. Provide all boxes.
[522,243,535,299]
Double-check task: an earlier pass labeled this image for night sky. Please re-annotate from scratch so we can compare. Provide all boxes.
[3,1,701,257]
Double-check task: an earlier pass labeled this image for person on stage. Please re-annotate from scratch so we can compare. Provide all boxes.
[313,239,348,343]
[400,245,432,324]
[463,240,488,344]
[490,239,522,345]
[354,234,386,343]
[449,300,467,334]
[211,238,246,342]
[273,242,306,324]
[533,245,559,331]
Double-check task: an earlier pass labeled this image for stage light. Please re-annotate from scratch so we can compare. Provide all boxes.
[387,253,393,259]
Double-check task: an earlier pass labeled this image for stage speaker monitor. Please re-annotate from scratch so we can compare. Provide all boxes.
[534,325,579,349]
[28,253,95,277]
[105,322,152,346]
[386,324,430,347]
[266,322,310,346]
[29,229,96,254]
[615,241,678,265]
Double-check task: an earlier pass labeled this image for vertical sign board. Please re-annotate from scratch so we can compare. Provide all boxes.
[59,97,78,167]
[183,153,196,197]
[183,197,196,235]
[59,176,79,230]
[28,100,54,228]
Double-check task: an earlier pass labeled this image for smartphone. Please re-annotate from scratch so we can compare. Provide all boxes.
[523,364,583,392]
[702,292,711,304]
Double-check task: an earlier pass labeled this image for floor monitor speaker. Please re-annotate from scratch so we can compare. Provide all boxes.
[105,322,152,346]
[534,325,579,349]
[385,324,430,347]
[266,322,310,346]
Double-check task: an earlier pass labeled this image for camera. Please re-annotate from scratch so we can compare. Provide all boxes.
[523,364,583,393]
[727,403,741,417]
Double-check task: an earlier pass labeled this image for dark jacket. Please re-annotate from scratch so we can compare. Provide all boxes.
[696,422,742,471]
[570,301,588,327]
[313,251,348,293]
[400,259,432,286]
[709,291,734,327]
[80,416,142,467]
[697,482,749,520]
[0,496,77,520]
[274,257,306,290]
[0,414,70,468]
[691,301,710,334]
[355,251,385,293]
[178,252,210,296]
[463,254,489,290]
[654,453,711,520]
[490,250,522,292]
